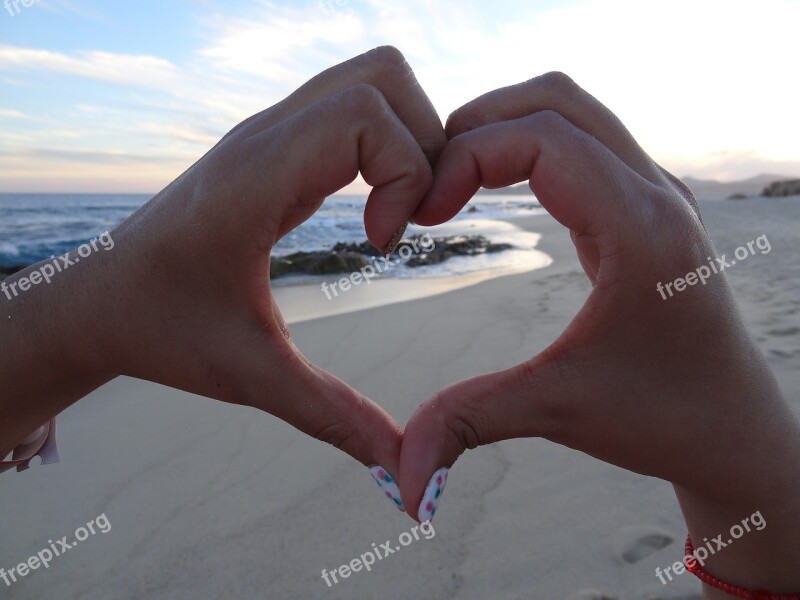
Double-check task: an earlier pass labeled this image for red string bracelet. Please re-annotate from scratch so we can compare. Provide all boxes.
[685,535,800,599]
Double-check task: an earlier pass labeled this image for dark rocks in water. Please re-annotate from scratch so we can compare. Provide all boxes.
[467,205,479,213]
[270,234,515,278]
[270,251,368,278]
[762,179,800,197]
[727,193,748,200]
[331,240,383,257]
[406,235,513,267]
[0,265,26,281]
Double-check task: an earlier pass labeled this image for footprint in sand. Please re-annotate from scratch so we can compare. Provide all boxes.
[610,526,675,564]
[768,326,800,336]
[769,348,800,359]
[565,590,617,600]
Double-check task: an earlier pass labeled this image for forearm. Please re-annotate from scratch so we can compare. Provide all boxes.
[670,361,800,595]
[675,483,800,597]
[0,249,117,456]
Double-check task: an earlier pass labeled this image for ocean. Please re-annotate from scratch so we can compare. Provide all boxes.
[0,193,547,282]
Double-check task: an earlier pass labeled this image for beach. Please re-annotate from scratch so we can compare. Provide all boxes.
[1,196,798,600]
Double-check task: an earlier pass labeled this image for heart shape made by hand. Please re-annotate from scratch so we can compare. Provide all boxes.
[86,49,753,527]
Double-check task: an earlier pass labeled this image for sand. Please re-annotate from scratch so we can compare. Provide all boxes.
[1,196,798,600]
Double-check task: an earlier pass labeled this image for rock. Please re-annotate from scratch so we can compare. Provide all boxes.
[762,179,800,197]
[726,192,748,200]
[270,251,368,278]
[467,205,479,213]
[270,234,515,278]
[406,235,512,267]
[0,265,26,281]
[331,241,382,257]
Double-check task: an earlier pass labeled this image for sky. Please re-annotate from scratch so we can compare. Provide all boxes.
[1,0,798,193]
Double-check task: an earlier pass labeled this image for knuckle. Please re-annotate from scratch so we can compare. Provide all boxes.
[365,45,408,72]
[363,45,414,87]
[404,152,433,184]
[436,391,489,451]
[538,70,578,94]
[445,108,478,138]
[313,418,359,452]
[337,83,386,117]
[530,109,568,131]
[513,354,574,444]
[443,132,472,157]
[445,413,483,452]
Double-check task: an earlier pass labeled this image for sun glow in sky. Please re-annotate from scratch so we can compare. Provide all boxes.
[1,0,798,193]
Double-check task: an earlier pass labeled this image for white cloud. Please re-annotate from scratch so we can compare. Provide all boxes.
[0,45,180,88]
[0,109,26,119]
[196,3,366,83]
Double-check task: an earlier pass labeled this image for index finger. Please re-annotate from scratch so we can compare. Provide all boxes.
[414,110,650,240]
[231,46,447,165]
[445,71,666,186]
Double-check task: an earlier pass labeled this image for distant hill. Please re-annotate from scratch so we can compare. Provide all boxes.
[477,174,795,199]
[762,179,800,197]
[681,174,792,200]
[476,184,530,195]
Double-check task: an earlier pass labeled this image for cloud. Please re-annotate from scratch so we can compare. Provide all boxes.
[0,45,180,88]
[0,109,25,118]
[196,2,366,83]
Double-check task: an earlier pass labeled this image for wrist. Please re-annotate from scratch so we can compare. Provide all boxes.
[0,249,118,453]
[674,483,800,592]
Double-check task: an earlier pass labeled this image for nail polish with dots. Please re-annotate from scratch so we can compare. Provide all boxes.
[418,467,449,522]
[369,466,405,512]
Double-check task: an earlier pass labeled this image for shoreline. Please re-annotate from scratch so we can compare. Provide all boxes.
[275,218,553,323]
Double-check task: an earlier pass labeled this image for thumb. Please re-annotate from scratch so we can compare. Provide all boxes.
[399,353,571,522]
[222,297,406,513]
[265,346,407,512]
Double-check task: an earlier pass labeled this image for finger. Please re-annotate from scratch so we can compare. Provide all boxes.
[230,46,446,165]
[399,357,571,522]
[445,71,666,186]
[269,292,405,508]
[238,83,433,253]
[231,320,406,511]
[273,343,404,473]
[413,110,651,254]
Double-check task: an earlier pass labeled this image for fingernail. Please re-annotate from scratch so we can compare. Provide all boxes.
[382,221,408,257]
[417,467,448,522]
[369,466,405,512]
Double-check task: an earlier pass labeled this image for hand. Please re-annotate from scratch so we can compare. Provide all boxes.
[102,47,448,473]
[0,47,446,486]
[399,73,800,588]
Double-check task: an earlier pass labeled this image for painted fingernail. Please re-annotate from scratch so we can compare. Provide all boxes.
[369,466,405,512]
[417,467,448,522]
[382,221,408,257]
